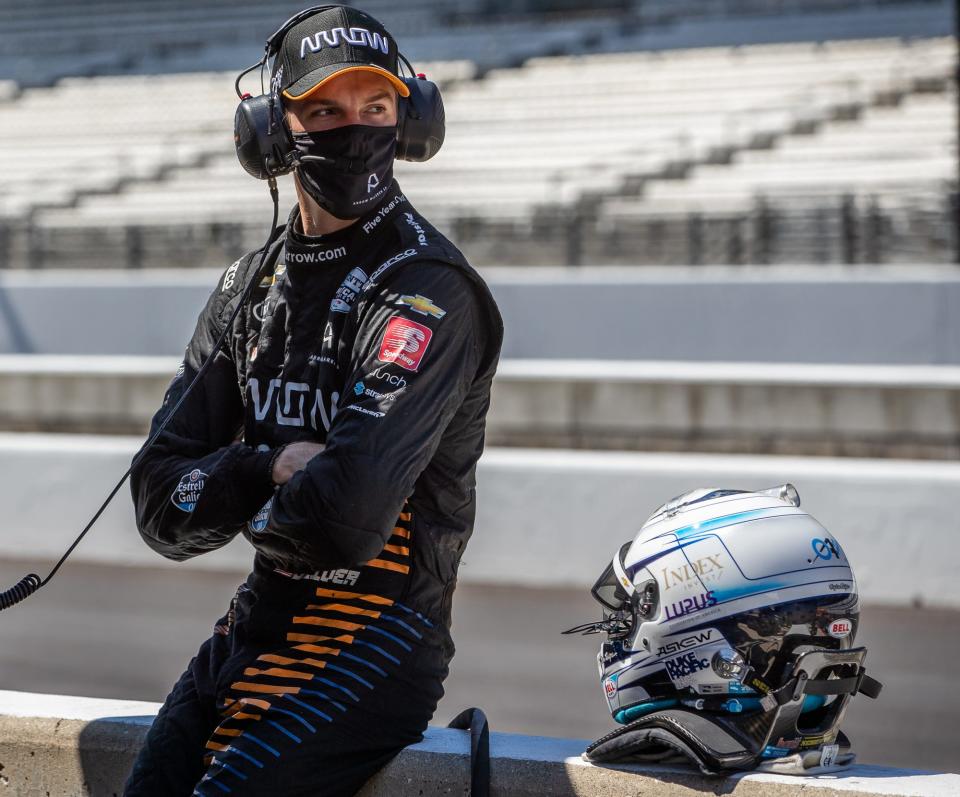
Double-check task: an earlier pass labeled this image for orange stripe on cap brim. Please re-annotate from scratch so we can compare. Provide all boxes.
[282,65,410,100]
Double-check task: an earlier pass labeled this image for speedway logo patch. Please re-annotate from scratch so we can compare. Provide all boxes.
[171,469,208,513]
[377,316,432,371]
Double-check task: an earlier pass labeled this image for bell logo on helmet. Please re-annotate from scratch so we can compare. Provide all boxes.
[828,619,853,638]
[299,28,390,59]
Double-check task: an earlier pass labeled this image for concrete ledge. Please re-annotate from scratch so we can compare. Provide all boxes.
[3,355,960,457]
[490,359,960,458]
[0,435,957,606]
[1,691,956,797]
[0,355,174,435]
[2,266,960,364]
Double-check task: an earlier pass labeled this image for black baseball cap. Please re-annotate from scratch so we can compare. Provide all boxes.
[270,6,410,101]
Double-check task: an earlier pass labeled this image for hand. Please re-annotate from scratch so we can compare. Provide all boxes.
[272,442,325,485]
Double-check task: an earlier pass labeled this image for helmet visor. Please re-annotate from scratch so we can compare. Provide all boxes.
[591,541,633,611]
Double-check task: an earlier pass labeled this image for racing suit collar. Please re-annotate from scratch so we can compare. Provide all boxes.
[285,178,408,264]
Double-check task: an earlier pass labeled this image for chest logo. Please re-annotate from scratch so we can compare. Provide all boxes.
[377,316,432,372]
[248,377,340,432]
[397,294,446,319]
[330,266,369,313]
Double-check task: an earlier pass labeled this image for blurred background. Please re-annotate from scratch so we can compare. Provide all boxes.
[0,0,958,776]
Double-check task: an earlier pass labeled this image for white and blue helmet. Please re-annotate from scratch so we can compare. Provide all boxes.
[569,485,881,774]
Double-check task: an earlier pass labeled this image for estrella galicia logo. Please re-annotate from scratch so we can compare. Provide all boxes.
[353,381,365,396]
[249,496,272,533]
[809,537,841,563]
[171,469,208,513]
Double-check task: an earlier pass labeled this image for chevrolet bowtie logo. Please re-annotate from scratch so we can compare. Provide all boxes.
[396,294,446,319]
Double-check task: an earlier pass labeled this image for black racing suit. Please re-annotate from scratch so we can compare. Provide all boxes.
[124,182,503,797]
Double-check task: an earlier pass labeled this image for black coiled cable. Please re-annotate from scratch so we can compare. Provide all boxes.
[0,179,282,612]
[0,573,41,610]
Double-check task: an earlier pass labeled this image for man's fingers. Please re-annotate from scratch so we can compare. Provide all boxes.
[271,442,325,485]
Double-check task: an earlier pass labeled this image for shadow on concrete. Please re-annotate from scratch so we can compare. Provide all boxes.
[78,715,152,797]
[0,283,34,353]
[588,760,949,795]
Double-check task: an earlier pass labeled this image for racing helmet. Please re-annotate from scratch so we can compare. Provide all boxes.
[566,484,881,774]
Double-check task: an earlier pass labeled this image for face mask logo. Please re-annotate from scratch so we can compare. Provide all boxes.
[292,124,397,220]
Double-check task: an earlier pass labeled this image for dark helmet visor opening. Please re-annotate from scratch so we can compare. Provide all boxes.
[591,541,633,611]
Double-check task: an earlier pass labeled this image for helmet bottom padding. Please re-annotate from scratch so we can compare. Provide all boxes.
[584,708,856,774]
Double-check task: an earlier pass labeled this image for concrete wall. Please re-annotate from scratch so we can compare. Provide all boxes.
[1,690,956,797]
[3,355,960,457]
[0,434,955,607]
[490,360,960,457]
[2,266,960,363]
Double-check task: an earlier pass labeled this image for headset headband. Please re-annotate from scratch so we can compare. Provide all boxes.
[264,4,350,58]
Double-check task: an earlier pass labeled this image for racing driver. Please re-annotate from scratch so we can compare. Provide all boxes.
[123,6,503,795]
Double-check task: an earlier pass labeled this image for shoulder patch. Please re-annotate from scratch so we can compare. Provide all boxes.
[377,316,432,372]
[396,294,446,319]
[221,259,242,292]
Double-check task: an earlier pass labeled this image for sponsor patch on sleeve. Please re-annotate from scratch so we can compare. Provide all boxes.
[377,316,432,372]
[396,294,446,319]
[171,468,208,513]
[248,496,272,533]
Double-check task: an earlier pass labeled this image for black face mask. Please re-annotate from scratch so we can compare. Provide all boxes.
[292,124,397,220]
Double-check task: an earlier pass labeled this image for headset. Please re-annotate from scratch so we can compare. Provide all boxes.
[234,4,445,180]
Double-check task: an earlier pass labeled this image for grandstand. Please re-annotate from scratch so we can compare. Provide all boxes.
[0,0,955,267]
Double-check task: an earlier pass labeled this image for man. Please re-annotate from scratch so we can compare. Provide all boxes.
[124,6,502,795]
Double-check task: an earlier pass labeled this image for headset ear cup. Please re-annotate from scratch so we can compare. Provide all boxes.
[234,94,295,178]
[396,77,445,162]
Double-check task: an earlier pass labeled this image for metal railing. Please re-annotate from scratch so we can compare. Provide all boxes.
[0,190,955,269]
